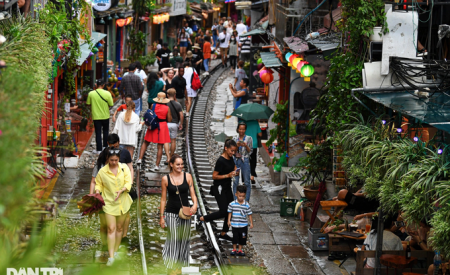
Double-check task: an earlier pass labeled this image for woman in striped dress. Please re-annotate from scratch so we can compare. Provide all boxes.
[160,154,198,273]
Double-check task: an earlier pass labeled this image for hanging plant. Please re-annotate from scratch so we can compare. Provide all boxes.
[38,0,93,97]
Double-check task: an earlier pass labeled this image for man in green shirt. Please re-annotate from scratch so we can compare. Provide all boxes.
[87,80,114,153]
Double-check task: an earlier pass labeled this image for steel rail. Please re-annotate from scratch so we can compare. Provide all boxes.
[185,65,228,275]
[135,128,148,275]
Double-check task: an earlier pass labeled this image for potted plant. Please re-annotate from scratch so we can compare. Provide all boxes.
[138,53,157,73]
[291,139,332,201]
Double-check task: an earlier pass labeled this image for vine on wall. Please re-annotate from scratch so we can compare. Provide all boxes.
[311,0,387,133]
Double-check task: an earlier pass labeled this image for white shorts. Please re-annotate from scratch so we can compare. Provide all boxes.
[167,123,178,139]
[187,87,197,98]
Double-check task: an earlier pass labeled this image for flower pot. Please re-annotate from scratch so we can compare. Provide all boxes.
[304,186,320,202]
[369,27,383,42]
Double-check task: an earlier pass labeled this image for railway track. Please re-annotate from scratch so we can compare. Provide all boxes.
[135,64,229,275]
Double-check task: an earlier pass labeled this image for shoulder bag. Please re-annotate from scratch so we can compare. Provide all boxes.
[96,89,109,104]
[169,174,192,220]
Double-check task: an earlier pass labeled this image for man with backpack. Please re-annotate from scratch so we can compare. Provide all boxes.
[166,88,184,161]
[218,27,230,67]
[182,61,202,117]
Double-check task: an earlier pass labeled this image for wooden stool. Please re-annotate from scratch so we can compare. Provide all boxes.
[380,255,417,275]
[319,200,348,232]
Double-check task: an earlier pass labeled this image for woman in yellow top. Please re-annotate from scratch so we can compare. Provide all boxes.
[95,148,132,266]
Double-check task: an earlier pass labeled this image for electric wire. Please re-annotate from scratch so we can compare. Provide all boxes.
[293,0,328,36]
[388,57,450,109]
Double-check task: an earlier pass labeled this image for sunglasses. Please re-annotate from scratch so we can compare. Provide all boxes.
[108,147,121,155]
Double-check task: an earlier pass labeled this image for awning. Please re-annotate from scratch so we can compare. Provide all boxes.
[76,31,107,66]
[362,91,450,133]
[260,52,282,68]
[239,28,265,37]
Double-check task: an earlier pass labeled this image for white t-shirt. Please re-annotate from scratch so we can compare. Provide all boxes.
[236,23,247,35]
[219,32,230,48]
[178,32,190,42]
[183,67,198,98]
[363,230,403,268]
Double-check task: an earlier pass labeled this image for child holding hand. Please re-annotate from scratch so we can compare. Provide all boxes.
[227,185,253,256]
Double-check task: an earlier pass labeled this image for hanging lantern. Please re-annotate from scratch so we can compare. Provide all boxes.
[257,58,262,65]
[259,69,268,78]
[165,13,170,22]
[292,58,302,70]
[153,15,158,24]
[288,54,299,66]
[92,47,99,53]
[301,64,314,77]
[285,52,292,62]
[261,72,274,84]
[257,63,264,71]
[296,61,308,73]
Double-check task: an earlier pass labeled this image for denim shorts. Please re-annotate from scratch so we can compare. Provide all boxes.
[180,41,188,48]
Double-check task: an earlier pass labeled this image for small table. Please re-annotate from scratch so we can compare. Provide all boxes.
[329,229,366,253]
[379,254,418,275]
[319,200,348,232]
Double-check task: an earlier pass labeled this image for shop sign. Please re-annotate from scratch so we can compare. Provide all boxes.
[93,0,111,11]
[169,0,186,16]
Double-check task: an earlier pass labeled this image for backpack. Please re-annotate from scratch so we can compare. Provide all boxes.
[191,69,202,91]
[192,24,198,32]
[143,104,160,130]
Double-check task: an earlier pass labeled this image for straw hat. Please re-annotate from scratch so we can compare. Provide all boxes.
[192,43,201,50]
[153,92,170,104]
[186,51,193,58]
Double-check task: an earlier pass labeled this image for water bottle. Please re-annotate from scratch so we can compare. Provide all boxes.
[434,251,442,275]
[218,186,222,195]
[305,32,320,41]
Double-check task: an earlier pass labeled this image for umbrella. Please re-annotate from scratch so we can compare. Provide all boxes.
[231,103,274,121]
[77,193,105,218]
[215,132,231,142]
[310,181,327,228]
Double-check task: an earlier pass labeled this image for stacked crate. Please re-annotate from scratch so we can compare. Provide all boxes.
[333,147,346,186]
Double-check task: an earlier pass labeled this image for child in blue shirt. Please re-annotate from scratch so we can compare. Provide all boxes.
[227,185,253,256]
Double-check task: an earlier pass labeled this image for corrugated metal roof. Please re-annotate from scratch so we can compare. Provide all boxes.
[76,32,107,66]
[260,51,282,68]
[239,28,265,37]
[283,36,309,53]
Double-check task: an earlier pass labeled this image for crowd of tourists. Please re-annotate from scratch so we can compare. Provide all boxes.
[83,16,262,271]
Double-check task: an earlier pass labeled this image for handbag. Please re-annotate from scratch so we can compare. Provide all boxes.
[170,174,192,220]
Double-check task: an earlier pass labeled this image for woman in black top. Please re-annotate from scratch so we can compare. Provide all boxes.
[198,139,238,241]
[160,154,198,272]
[161,68,176,96]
